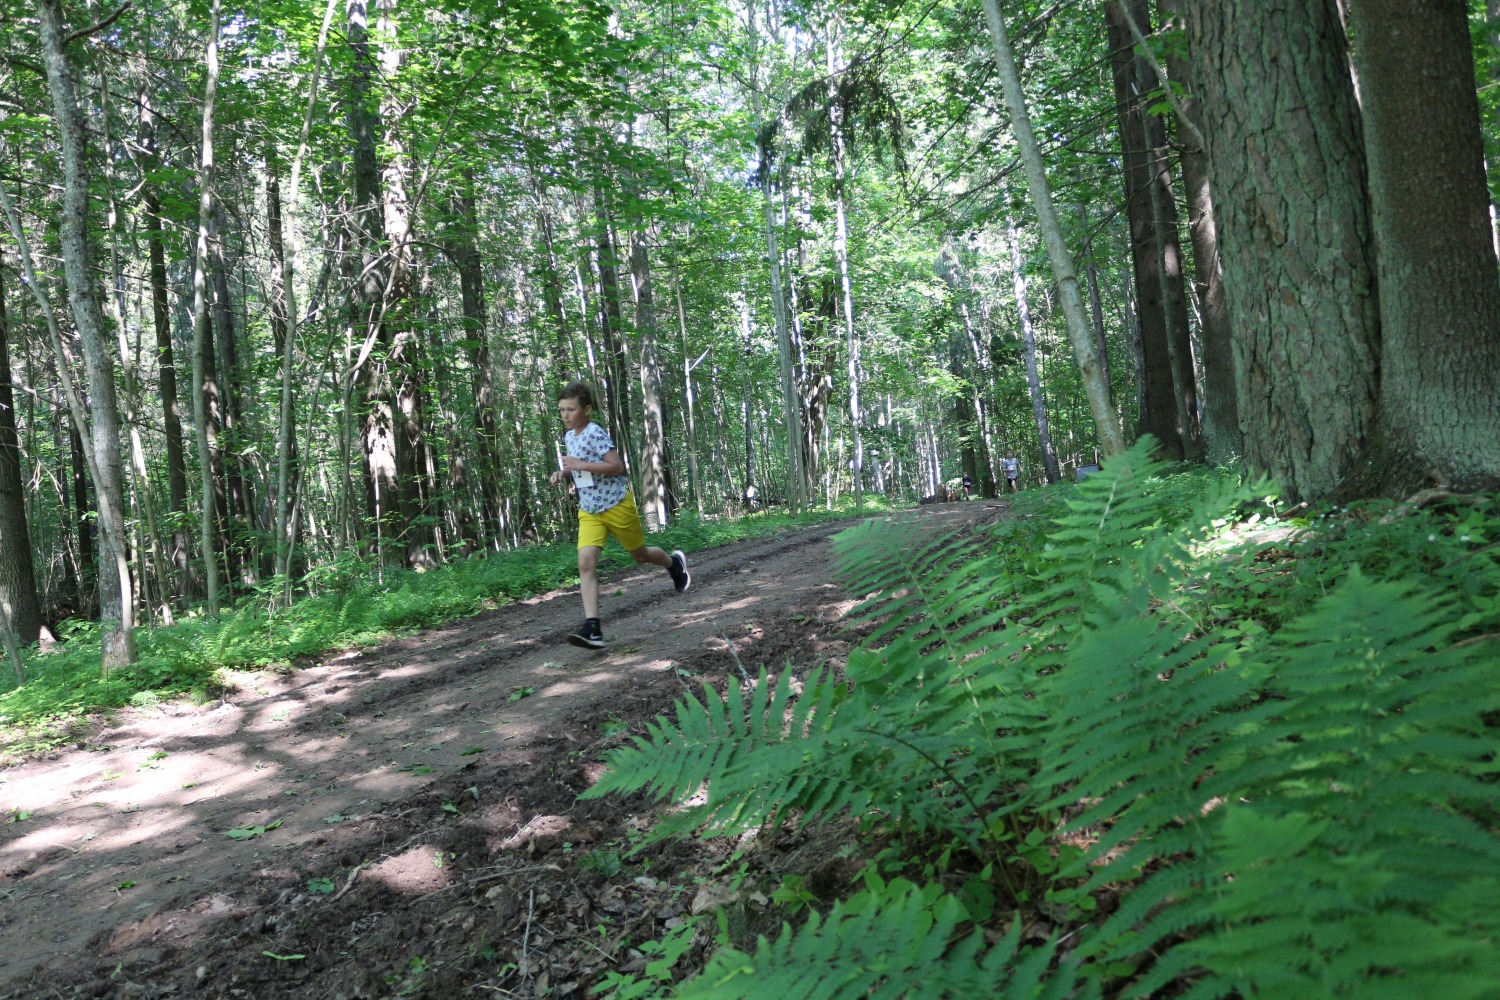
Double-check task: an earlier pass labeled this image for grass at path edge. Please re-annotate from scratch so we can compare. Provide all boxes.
[0,500,908,754]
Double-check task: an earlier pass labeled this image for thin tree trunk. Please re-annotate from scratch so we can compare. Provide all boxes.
[189,0,224,617]
[451,185,502,542]
[1105,1,1184,457]
[1157,0,1240,465]
[738,293,758,505]
[0,274,41,644]
[1345,0,1500,496]
[1078,204,1113,404]
[630,229,669,528]
[36,0,136,666]
[272,0,337,586]
[533,176,574,378]
[751,4,804,513]
[593,194,633,465]
[826,28,864,507]
[100,82,174,626]
[1010,224,1060,483]
[1185,0,1378,500]
[981,0,1126,459]
[1146,146,1203,463]
[211,211,250,584]
[137,67,192,600]
[673,277,704,513]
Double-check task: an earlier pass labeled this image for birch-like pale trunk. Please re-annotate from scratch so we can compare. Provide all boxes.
[1010,224,1060,483]
[100,73,173,626]
[274,0,337,591]
[191,0,223,618]
[980,0,1127,459]
[630,229,669,529]
[826,27,863,506]
[36,0,136,667]
[674,276,704,513]
[750,3,804,513]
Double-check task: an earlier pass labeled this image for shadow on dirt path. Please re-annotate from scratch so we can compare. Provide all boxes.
[0,501,1006,999]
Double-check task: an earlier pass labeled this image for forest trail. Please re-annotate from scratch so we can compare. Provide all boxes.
[0,501,1003,998]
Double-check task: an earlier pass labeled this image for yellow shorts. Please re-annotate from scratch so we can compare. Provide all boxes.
[577,491,646,552]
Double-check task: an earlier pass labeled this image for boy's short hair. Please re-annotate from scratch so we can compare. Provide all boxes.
[559,381,596,410]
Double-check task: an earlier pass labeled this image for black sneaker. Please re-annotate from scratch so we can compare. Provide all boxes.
[567,618,605,650]
[668,550,691,593]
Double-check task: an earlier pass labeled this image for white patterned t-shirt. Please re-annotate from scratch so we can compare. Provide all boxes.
[564,422,630,514]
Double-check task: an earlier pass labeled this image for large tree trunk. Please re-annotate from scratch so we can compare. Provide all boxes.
[1344,0,1500,496]
[37,0,135,666]
[1105,0,1190,458]
[1010,224,1061,484]
[1184,0,1379,501]
[1159,0,1240,466]
[630,230,669,529]
[0,276,41,643]
[344,0,398,564]
[377,0,436,568]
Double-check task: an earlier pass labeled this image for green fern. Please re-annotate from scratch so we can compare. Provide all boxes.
[582,437,1500,999]
[676,877,1089,1000]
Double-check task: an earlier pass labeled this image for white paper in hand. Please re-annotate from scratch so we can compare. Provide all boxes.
[572,469,595,489]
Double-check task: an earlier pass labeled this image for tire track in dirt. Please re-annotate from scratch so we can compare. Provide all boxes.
[0,502,1004,998]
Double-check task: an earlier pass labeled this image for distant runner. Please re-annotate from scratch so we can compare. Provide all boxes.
[550,382,690,649]
[1001,455,1020,493]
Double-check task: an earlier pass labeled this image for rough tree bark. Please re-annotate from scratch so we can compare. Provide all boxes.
[37,0,136,665]
[377,0,437,568]
[1185,0,1379,500]
[1344,0,1500,496]
[0,274,41,644]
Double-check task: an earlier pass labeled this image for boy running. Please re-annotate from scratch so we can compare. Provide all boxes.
[549,382,689,649]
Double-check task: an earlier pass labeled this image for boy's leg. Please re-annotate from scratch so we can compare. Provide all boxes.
[578,545,603,619]
[626,545,672,569]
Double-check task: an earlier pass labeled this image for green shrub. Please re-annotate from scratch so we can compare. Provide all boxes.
[588,441,1500,999]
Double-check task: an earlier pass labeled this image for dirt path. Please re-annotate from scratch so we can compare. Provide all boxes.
[0,502,1001,999]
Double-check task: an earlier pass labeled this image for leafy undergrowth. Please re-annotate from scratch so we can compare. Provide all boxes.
[587,441,1500,999]
[0,500,896,756]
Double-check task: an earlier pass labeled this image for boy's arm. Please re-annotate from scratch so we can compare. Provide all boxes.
[563,449,625,476]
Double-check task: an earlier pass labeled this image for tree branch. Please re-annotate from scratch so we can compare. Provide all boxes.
[65,0,132,45]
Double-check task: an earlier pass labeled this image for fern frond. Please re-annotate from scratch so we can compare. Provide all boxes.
[675,880,1090,1000]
